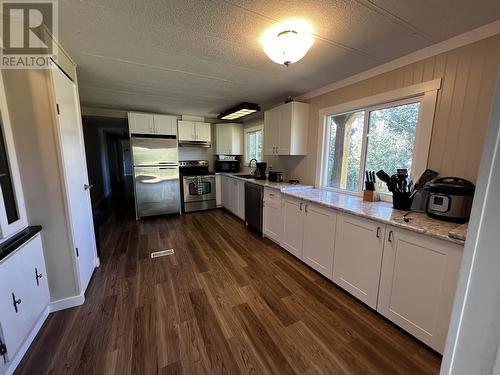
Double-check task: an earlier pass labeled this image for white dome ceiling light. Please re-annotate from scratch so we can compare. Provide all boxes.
[261,20,314,67]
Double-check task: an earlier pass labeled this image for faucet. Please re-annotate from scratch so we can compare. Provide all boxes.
[248,158,258,175]
[248,158,258,168]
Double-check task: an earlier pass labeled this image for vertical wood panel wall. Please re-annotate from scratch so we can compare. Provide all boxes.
[295,34,500,185]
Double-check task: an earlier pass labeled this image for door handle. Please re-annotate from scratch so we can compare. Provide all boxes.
[84,184,93,190]
[299,202,303,211]
[376,227,381,238]
[388,230,394,242]
[305,204,308,213]
[35,267,43,286]
[12,293,21,313]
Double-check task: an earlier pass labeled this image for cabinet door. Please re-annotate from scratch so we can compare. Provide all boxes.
[262,193,283,244]
[22,235,50,327]
[236,180,245,220]
[0,251,27,358]
[277,104,291,155]
[195,122,211,142]
[128,112,154,134]
[302,203,336,278]
[281,197,304,258]
[332,214,385,308]
[264,109,279,155]
[154,115,177,136]
[215,175,222,207]
[377,228,463,353]
[216,124,231,154]
[178,120,196,141]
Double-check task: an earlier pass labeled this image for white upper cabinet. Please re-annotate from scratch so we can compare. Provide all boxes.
[195,122,211,142]
[332,213,385,309]
[128,112,155,134]
[128,112,178,136]
[377,227,463,353]
[264,102,309,156]
[178,121,211,143]
[216,123,243,155]
[302,202,336,278]
[153,115,178,136]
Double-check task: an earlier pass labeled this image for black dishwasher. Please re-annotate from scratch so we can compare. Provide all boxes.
[245,182,263,233]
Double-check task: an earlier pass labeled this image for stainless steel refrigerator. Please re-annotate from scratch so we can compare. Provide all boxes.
[131,135,180,219]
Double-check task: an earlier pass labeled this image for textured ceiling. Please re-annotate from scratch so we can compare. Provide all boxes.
[58,0,500,118]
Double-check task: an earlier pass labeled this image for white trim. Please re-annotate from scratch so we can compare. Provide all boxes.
[298,20,500,101]
[3,306,50,375]
[49,293,85,313]
[0,73,28,241]
[244,124,264,164]
[315,80,439,190]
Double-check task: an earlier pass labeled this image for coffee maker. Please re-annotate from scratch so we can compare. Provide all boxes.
[254,162,267,180]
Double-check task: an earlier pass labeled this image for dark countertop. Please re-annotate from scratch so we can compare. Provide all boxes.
[0,225,42,263]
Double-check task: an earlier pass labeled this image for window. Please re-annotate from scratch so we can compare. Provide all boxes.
[245,125,263,163]
[320,93,432,197]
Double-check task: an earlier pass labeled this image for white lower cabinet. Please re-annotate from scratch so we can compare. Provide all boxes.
[302,203,336,278]
[221,176,245,220]
[263,188,283,244]
[215,175,222,207]
[281,197,304,258]
[0,233,49,373]
[377,227,463,353]
[332,213,385,309]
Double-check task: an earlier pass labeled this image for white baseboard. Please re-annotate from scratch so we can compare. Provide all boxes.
[49,293,85,313]
[3,306,50,375]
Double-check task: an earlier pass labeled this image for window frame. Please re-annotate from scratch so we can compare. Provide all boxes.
[244,124,264,164]
[316,79,441,200]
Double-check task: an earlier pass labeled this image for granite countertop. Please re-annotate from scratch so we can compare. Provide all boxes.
[283,189,466,245]
[217,173,314,192]
[448,223,468,242]
[0,225,43,263]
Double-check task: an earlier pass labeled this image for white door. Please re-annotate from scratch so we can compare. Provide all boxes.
[278,104,291,155]
[281,197,304,258]
[332,213,385,309]
[264,109,279,155]
[154,114,177,136]
[178,120,196,141]
[302,203,336,278]
[195,122,211,142]
[216,124,231,154]
[263,194,283,244]
[236,180,245,220]
[128,112,154,134]
[377,228,463,353]
[53,66,97,293]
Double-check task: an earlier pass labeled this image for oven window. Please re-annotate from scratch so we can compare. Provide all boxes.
[189,181,212,195]
[0,123,19,224]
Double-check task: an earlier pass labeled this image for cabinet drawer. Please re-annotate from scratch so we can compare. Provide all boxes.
[264,188,281,205]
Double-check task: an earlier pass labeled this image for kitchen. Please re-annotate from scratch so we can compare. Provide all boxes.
[0,2,499,375]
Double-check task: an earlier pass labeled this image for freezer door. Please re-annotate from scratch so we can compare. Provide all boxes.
[134,166,180,218]
[131,136,178,166]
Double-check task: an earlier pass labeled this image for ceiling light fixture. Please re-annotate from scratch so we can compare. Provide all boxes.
[261,20,314,66]
[218,102,261,120]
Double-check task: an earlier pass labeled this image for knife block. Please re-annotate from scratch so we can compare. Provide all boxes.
[363,190,380,202]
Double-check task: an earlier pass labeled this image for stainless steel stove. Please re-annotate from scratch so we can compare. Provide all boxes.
[179,160,216,213]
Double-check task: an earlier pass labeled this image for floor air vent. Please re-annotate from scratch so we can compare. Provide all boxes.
[150,249,175,258]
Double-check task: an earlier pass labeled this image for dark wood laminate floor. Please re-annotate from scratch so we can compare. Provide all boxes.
[16,185,441,374]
